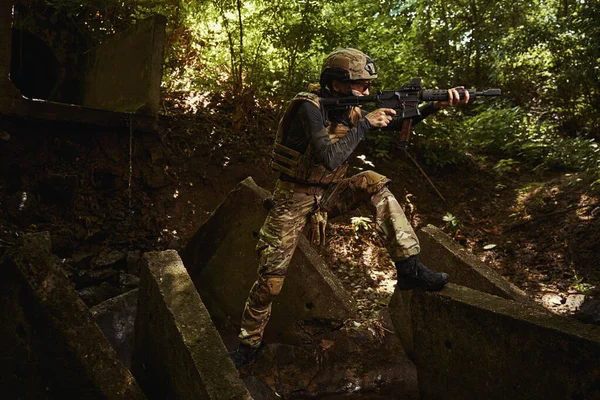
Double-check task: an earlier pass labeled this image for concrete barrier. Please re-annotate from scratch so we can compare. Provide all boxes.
[180,177,357,345]
[91,289,139,368]
[393,225,534,358]
[83,15,166,116]
[0,1,158,129]
[0,0,24,111]
[132,250,251,400]
[402,284,600,400]
[0,232,146,399]
[417,224,529,301]
[391,225,600,399]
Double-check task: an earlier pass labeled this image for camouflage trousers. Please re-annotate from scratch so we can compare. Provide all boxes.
[238,170,420,347]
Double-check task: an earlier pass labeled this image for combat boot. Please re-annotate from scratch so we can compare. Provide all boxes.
[229,343,261,368]
[395,255,449,291]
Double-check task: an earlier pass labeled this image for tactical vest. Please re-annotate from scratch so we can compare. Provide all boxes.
[271,92,362,185]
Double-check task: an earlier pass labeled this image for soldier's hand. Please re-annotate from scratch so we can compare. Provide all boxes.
[435,86,470,109]
[365,108,396,128]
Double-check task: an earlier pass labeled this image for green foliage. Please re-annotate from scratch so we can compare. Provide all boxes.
[442,213,462,233]
[410,113,472,168]
[572,270,596,295]
[363,129,394,160]
[410,101,600,183]
[465,106,600,181]
[26,0,598,179]
[463,106,523,155]
[493,159,520,175]
[351,217,372,239]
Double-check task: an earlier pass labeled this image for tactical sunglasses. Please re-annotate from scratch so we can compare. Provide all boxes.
[349,80,372,92]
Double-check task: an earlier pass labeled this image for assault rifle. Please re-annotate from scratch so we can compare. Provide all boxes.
[320,77,501,147]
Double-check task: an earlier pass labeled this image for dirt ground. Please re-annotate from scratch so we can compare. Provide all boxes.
[1,103,598,321]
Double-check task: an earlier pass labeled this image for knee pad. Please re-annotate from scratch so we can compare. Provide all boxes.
[254,276,285,305]
[265,276,285,296]
[351,171,391,195]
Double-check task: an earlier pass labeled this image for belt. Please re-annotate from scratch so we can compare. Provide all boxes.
[277,180,325,195]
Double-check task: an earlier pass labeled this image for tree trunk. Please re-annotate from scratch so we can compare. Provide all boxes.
[469,0,481,86]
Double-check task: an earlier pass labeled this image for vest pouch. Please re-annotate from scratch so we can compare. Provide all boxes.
[299,156,348,185]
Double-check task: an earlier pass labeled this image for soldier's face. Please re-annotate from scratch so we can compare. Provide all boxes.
[349,80,371,96]
[332,79,371,96]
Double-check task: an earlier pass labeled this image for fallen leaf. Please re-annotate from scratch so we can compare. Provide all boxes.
[321,339,335,350]
[482,227,500,234]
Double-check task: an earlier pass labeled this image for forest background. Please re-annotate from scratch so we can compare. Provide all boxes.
[61,0,599,181]
[23,0,600,177]
[8,0,600,315]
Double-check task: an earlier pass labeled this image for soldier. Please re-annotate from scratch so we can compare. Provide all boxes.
[230,48,470,367]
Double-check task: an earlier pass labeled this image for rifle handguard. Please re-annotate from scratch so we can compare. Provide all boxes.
[421,88,502,101]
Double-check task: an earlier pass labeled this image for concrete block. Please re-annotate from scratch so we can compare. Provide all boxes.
[392,225,533,358]
[397,284,600,400]
[417,224,529,301]
[388,289,415,359]
[0,0,10,80]
[180,177,356,345]
[0,232,146,399]
[132,250,250,400]
[83,15,166,116]
[0,1,24,111]
[91,289,139,368]
[0,2,158,130]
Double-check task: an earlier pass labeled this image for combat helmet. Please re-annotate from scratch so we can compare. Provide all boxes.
[320,48,378,90]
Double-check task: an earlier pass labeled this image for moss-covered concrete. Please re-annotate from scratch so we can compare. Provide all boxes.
[0,0,9,80]
[392,283,600,400]
[132,250,251,400]
[180,176,356,345]
[82,15,166,116]
[0,1,158,129]
[90,289,139,368]
[417,224,530,302]
[0,232,146,399]
[391,226,600,399]
[0,1,24,111]
[392,224,533,359]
